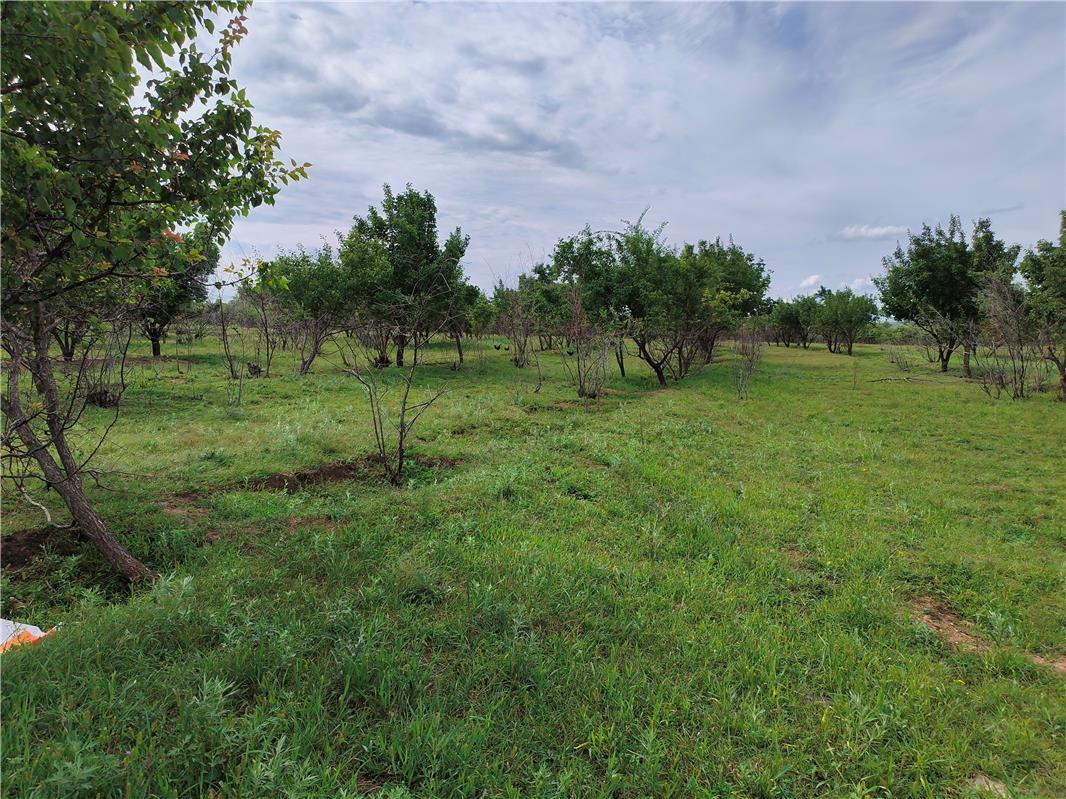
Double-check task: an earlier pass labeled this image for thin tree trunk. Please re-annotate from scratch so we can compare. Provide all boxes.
[454,332,464,365]
[634,337,667,386]
[615,341,625,377]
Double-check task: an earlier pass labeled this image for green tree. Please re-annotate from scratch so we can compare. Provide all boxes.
[875,216,1017,373]
[815,287,878,355]
[1020,212,1066,400]
[1,2,306,580]
[769,300,801,347]
[270,246,358,374]
[553,226,629,373]
[136,227,219,357]
[612,215,681,386]
[349,184,469,366]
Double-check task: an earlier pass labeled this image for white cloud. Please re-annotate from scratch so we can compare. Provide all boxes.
[218,3,1065,293]
[799,274,822,289]
[848,277,876,294]
[839,225,909,241]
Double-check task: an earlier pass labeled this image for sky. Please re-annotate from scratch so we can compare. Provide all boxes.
[219,1,1066,298]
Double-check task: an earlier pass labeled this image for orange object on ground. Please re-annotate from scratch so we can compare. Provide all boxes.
[0,619,56,653]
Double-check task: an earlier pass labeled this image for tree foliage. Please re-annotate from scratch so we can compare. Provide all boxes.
[875,217,1018,372]
[1020,211,1066,400]
[1,1,306,580]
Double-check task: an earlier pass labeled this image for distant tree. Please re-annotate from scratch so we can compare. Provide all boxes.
[271,246,357,374]
[492,280,536,368]
[339,230,395,366]
[875,216,1018,373]
[815,287,878,355]
[680,238,771,363]
[611,215,682,386]
[769,300,799,346]
[793,294,820,348]
[525,262,569,351]
[973,277,1036,400]
[1,2,305,581]
[1020,212,1066,400]
[349,184,469,367]
[445,283,488,366]
[136,227,219,357]
[553,226,629,374]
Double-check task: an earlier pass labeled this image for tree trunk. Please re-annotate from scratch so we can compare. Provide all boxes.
[4,311,156,582]
[55,470,156,581]
[651,362,666,386]
[962,345,972,378]
[395,333,406,367]
[615,341,625,377]
[454,332,464,365]
[939,349,951,372]
[1053,356,1066,402]
[634,337,667,386]
[151,335,161,358]
[298,337,320,374]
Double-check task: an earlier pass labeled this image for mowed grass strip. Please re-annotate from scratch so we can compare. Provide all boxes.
[2,340,1064,797]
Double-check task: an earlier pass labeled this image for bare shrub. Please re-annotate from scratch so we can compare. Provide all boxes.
[85,322,133,408]
[336,295,449,484]
[884,344,915,371]
[559,287,620,399]
[495,285,535,368]
[733,324,764,399]
[213,290,247,405]
[973,279,1036,400]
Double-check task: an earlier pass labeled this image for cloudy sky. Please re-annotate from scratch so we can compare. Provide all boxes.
[220,1,1065,298]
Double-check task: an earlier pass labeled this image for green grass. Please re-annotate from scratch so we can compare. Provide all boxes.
[2,338,1064,798]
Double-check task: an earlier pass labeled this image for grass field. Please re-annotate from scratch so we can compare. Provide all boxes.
[2,338,1064,798]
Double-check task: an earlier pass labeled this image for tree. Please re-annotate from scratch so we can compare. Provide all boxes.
[348,184,469,367]
[492,280,536,368]
[612,215,681,386]
[445,283,488,366]
[814,287,878,355]
[270,246,357,374]
[339,230,396,368]
[680,238,771,363]
[769,300,800,347]
[1020,212,1066,400]
[875,216,1017,373]
[553,225,629,374]
[973,277,1036,400]
[136,227,219,357]
[793,294,820,348]
[1,2,306,581]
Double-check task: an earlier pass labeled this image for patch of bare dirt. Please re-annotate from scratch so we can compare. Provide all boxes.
[251,454,461,493]
[911,597,990,653]
[783,546,810,568]
[253,461,369,492]
[1,526,82,573]
[968,774,1007,797]
[551,399,612,411]
[450,423,481,437]
[1030,653,1066,675]
[160,497,209,519]
[912,596,1065,676]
